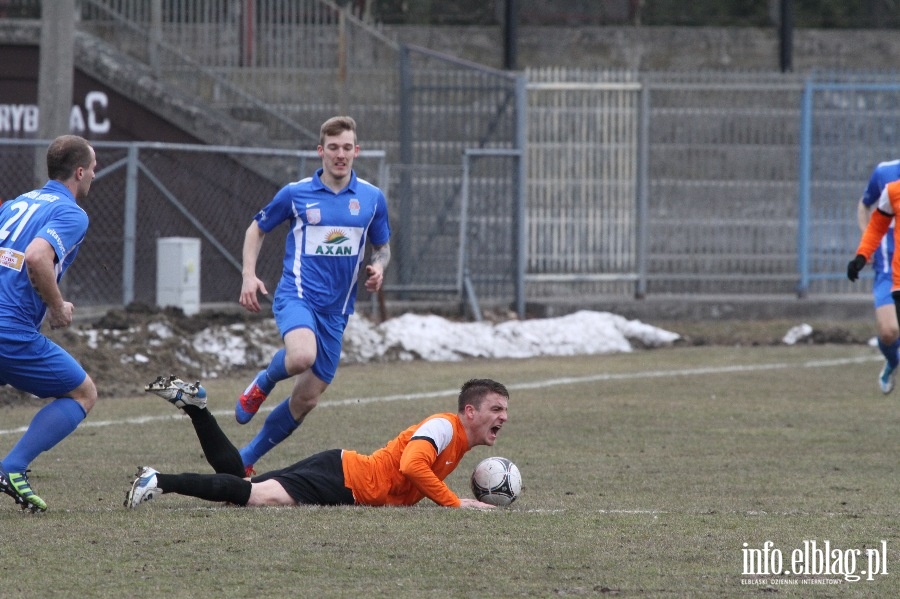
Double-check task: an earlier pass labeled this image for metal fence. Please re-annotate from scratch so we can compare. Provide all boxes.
[78,0,399,146]
[642,71,804,295]
[525,68,643,298]
[70,1,816,307]
[11,2,900,314]
[0,139,386,309]
[394,45,526,312]
[81,0,387,69]
[522,69,806,298]
[797,73,900,297]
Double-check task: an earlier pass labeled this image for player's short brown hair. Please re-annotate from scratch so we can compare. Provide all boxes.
[319,116,357,146]
[46,135,93,181]
[458,379,509,412]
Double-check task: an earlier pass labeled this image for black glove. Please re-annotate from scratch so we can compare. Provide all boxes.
[847,254,867,282]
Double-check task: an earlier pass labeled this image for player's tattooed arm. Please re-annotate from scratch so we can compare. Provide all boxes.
[364,243,390,293]
[370,243,391,270]
[24,238,73,328]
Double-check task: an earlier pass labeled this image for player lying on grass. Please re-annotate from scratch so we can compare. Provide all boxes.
[125,376,508,509]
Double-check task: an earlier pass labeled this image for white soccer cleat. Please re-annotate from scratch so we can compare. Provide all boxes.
[879,362,896,395]
[144,375,207,409]
[878,362,897,395]
[125,466,161,509]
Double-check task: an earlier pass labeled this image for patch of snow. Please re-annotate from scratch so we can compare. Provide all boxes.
[147,321,173,339]
[782,323,813,345]
[340,311,679,363]
[76,310,680,375]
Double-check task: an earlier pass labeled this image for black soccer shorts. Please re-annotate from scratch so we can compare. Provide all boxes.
[251,448,355,505]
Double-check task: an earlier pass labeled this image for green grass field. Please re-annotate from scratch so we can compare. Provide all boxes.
[1,342,899,597]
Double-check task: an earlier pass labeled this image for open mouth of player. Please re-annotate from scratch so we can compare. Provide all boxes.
[489,425,501,438]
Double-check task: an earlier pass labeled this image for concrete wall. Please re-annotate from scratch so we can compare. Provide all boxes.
[6,18,900,75]
[385,25,900,72]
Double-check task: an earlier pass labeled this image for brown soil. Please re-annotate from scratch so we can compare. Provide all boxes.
[0,303,268,405]
[0,306,875,406]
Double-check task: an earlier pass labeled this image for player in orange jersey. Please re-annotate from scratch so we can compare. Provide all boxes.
[849,179,900,312]
[125,376,508,510]
[850,178,900,394]
[854,161,900,394]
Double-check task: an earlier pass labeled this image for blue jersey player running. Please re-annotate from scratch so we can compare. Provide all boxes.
[858,159,900,394]
[236,116,391,474]
[0,135,97,512]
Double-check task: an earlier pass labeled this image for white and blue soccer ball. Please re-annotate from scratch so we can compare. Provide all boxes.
[471,457,522,507]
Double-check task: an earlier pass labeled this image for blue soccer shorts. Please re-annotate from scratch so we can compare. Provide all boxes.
[0,329,87,398]
[873,264,894,309]
[271,295,349,384]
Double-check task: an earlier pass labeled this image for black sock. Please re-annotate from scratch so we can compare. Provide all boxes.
[157,472,252,505]
[182,406,245,477]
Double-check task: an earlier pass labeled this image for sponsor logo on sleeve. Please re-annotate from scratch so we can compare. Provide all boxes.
[0,248,25,271]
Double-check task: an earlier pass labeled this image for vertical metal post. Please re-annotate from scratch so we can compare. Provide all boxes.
[503,0,518,71]
[398,45,413,289]
[796,77,814,298]
[779,0,794,73]
[242,0,255,67]
[458,153,470,299]
[338,10,348,114]
[378,158,388,197]
[122,145,139,305]
[149,0,162,75]
[635,78,650,299]
[36,0,76,187]
[515,73,528,319]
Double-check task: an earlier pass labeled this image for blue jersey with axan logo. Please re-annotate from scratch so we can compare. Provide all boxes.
[0,180,88,330]
[862,160,900,274]
[255,168,391,314]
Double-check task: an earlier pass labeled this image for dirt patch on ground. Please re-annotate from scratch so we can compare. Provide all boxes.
[665,319,874,347]
[0,307,875,406]
[0,303,269,405]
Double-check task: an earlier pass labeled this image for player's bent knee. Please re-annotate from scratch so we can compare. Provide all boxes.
[881,331,900,345]
[68,376,98,412]
[288,394,319,417]
[284,353,315,374]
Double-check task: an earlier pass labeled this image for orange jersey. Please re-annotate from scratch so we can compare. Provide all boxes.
[342,412,470,507]
[857,180,900,290]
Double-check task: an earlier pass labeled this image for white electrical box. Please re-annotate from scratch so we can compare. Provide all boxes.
[156,237,201,315]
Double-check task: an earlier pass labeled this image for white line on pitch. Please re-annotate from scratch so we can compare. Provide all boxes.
[0,354,879,436]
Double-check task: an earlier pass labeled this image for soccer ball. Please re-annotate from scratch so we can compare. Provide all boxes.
[470,457,522,507]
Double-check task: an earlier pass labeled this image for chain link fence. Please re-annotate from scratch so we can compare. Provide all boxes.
[0,139,387,311]
[798,73,900,297]
[642,71,804,295]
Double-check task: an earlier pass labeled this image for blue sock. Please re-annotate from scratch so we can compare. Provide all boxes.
[257,349,289,394]
[2,398,86,473]
[878,338,900,369]
[239,397,301,467]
